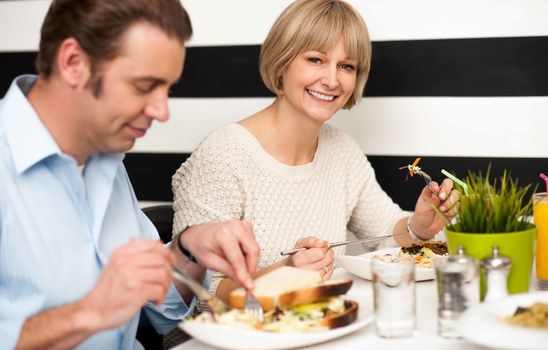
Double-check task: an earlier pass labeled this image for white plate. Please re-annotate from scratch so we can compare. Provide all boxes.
[457,292,548,350]
[179,294,372,350]
[335,247,435,281]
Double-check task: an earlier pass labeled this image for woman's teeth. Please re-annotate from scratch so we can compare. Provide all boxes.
[307,89,335,101]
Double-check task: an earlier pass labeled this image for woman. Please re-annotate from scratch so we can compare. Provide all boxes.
[172,0,457,300]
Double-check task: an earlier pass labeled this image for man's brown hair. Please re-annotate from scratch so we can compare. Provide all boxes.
[36,0,192,79]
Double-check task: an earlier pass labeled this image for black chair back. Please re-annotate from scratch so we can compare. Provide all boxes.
[142,204,175,244]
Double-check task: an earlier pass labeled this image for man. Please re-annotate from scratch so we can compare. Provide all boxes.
[0,0,259,349]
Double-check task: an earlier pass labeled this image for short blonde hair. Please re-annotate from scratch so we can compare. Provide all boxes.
[259,0,371,109]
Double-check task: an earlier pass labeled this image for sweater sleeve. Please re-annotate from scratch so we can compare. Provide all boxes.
[171,130,245,237]
[345,142,407,248]
[171,129,245,299]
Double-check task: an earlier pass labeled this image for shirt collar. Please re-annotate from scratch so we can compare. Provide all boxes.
[0,75,124,174]
[0,75,61,174]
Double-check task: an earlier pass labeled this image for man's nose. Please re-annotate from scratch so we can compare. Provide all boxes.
[145,90,169,122]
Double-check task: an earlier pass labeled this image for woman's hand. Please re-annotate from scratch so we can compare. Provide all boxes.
[411,178,459,239]
[288,236,334,280]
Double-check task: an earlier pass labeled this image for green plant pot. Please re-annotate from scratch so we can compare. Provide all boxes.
[445,224,536,299]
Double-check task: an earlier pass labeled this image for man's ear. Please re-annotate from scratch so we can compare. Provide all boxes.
[55,37,92,88]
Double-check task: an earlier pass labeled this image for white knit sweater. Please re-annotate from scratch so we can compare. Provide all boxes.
[172,123,406,295]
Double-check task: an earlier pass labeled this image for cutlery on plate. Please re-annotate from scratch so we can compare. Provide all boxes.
[280,232,408,256]
[244,290,264,323]
[172,265,228,314]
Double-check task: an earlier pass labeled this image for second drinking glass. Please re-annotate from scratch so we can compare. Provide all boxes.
[371,255,416,338]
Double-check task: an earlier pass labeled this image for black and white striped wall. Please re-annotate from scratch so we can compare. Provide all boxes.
[1,0,547,210]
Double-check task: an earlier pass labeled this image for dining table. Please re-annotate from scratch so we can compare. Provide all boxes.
[169,266,504,350]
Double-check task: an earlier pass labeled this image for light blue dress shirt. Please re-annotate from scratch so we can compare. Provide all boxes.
[0,76,193,349]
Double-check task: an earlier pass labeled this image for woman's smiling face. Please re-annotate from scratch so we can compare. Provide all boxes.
[278,35,357,124]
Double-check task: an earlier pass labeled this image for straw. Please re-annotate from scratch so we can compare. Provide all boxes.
[540,173,548,193]
[441,169,468,195]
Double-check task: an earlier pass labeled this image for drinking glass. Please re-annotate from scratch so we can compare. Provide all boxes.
[533,192,548,290]
[371,256,416,338]
[434,251,479,339]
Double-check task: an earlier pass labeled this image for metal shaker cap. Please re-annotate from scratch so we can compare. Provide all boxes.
[447,245,475,265]
[480,245,512,271]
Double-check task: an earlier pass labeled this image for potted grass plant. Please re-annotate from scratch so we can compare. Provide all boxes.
[440,168,536,298]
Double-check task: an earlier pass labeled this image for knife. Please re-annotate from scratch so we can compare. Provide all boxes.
[280,232,406,256]
[172,265,228,314]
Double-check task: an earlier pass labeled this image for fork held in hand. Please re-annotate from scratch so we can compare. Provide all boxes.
[244,290,264,323]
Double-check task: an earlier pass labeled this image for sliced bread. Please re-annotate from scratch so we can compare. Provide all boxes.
[229,266,353,311]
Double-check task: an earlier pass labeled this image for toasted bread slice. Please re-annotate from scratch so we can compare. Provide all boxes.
[229,266,353,312]
[320,300,358,329]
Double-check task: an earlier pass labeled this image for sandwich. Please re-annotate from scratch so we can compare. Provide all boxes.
[194,266,357,332]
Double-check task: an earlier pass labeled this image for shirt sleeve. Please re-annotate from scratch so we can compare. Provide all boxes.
[141,242,214,335]
[0,298,38,350]
[346,146,407,248]
[142,283,193,335]
[0,217,47,349]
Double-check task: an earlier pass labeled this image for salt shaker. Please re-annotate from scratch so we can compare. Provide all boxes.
[480,245,512,302]
[434,245,479,339]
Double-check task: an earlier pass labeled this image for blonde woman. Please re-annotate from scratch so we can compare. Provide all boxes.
[172,0,457,301]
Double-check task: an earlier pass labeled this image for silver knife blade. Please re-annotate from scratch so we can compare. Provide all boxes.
[280,232,406,256]
[172,265,228,314]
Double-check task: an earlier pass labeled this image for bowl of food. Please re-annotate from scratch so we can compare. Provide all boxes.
[335,241,448,281]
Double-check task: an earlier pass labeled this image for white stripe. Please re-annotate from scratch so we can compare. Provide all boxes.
[1,0,548,51]
[133,96,548,158]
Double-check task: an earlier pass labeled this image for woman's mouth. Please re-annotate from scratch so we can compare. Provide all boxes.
[307,89,336,101]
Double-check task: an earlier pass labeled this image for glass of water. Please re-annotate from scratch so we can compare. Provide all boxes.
[371,255,416,338]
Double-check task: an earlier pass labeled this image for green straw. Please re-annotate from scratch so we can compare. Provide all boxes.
[441,169,468,195]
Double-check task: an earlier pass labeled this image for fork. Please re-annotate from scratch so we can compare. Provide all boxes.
[244,290,264,323]
[418,170,439,197]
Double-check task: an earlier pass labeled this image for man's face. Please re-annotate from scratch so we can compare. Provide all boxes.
[80,22,185,154]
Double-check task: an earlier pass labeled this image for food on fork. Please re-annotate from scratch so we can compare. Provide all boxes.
[192,266,358,332]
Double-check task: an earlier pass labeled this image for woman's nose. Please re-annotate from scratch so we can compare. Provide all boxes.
[320,65,339,89]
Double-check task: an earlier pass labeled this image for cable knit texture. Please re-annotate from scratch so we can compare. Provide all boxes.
[172,123,406,297]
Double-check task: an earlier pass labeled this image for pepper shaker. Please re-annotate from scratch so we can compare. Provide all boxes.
[480,245,512,302]
[434,245,479,339]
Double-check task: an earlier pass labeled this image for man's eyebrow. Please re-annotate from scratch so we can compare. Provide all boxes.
[131,77,169,85]
[132,77,181,86]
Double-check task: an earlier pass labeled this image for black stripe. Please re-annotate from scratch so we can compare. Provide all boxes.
[124,152,190,203]
[2,36,547,97]
[125,153,546,211]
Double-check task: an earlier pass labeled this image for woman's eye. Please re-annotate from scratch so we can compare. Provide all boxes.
[339,64,355,72]
[307,57,322,64]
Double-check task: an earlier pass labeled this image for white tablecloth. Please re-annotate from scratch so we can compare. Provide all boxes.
[170,268,492,350]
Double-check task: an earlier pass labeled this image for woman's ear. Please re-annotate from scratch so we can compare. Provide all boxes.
[55,37,92,88]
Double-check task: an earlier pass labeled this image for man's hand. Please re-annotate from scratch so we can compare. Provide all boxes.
[179,220,259,289]
[81,239,175,331]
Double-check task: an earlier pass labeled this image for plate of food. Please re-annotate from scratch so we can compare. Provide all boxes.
[457,292,548,350]
[335,241,448,281]
[180,266,373,350]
